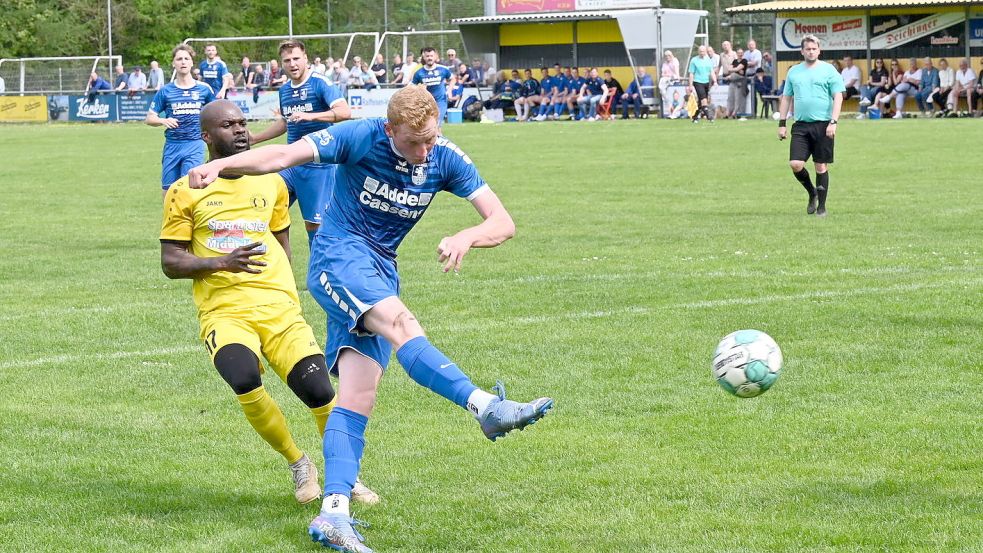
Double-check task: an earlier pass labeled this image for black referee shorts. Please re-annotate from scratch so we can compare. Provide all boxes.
[790,120,834,163]
[694,82,710,103]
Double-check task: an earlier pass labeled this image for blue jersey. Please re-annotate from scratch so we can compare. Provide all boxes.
[279,72,346,145]
[553,75,567,94]
[540,76,554,95]
[150,82,215,141]
[199,59,228,94]
[302,118,488,258]
[585,77,604,95]
[412,65,453,104]
[567,76,586,93]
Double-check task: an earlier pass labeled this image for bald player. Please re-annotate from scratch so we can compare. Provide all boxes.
[159,100,378,507]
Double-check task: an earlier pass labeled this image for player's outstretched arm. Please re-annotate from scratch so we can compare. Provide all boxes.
[187,140,315,189]
[437,190,515,273]
[161,241,267,279]
[249,116,287,145]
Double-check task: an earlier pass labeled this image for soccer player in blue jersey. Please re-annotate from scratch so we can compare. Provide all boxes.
[187,85,553,553]
[146,44,215,199]
[533,66,554,121]
[412,46,453,125]
[514,68,541,121]
[250,40,352,244]
[200,44,231,99]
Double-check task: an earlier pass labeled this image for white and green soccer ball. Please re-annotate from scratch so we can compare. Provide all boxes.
[712,330,783,398]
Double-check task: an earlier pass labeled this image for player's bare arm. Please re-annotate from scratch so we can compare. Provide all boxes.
[827,91,843,138]
[248,116,287,144]
[777,95,791,140]
[287,100,352,124]
[436,190,516,273]
[187,140,314,188]
[160,240,267,279]
[146,110,179,129]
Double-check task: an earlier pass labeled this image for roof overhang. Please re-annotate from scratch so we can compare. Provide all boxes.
[726,0,981,13]
[452,11,623,25]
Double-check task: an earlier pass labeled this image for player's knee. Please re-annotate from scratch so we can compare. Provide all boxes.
[286,354,336,408]
[213,344,262,395]
[789,160,806,172]
[391,309,422,342]
[814,163,828,174]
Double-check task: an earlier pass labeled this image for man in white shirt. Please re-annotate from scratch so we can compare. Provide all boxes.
[743,39,762,77]
[312,57,327,74]
[932,58,954,117]
[840,56,861,100]
[400,53,418,86]
[947,58,977,114]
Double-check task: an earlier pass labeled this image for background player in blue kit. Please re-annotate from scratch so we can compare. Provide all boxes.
[146,44,215,199]
[412,46,453,125]
[187,85,553,553]
[250,40,351,244]
[199,44,231,99]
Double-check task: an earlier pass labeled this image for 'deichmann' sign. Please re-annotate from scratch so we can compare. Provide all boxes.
[777,15,868,51]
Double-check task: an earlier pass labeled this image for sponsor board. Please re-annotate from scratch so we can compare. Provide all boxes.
[68,94,118,121]
[117,92,155,121]
[970,18,983,47]
[0,95,48,122]
[776,15,868,51]
[869,12,965,49]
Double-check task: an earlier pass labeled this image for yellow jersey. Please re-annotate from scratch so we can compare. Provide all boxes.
[160,173,299,315]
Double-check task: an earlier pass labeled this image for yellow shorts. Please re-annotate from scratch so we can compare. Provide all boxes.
[199,303,322,381]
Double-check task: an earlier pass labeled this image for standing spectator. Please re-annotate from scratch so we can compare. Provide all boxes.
[840,56,861,100]
[113,64,128,91]
[762,52,774,75]
[85,70,112,101]
[857,58,888,117]
[269,59,288,87]
[914,57,940,115]
[401,53,418,86]
[348,56,366,88]
[878,57,920,118]
[688,45,717,122]
[471,58,485,85]
[946,58,977,115]
[391,55,404,85]
[148,60,165,90]
[413,47,453,123]
[707,46,721,79]
[236,57,252,88]
[126,65,148,94]
[932,58,954,116]
[603,69,623,114]
[246,64,267,103]
[621,66,653,119]
[727,57,749,118]
[313,57,327,74]
[777,34,843,217]
[743,40,762,77]
[660,50,682,99]
[199,44,231,99]
[445,49,464,70]
[332,60,350,94]
[371,53,387,85]
[718,41,737,79]
[323,57,336,83]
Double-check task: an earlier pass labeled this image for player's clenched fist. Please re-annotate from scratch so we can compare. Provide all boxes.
[187,161,223,189]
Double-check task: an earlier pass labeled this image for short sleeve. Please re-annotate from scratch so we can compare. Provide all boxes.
[270,176,291,232]
[783,74,794,96]
[303,119,373,166]
[439,142,488,200]
[411,69,421,84]
[321,81,344,108]
[150,88,166,113]
[160,180,194,242]
[829,67,846,94]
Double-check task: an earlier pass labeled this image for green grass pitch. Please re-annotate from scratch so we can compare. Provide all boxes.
[0,118,981,552]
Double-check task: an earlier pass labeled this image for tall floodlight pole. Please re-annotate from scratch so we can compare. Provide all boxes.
[288,0,294,37]
[107,0,114,72]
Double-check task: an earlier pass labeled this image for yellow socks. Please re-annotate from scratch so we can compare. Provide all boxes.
[310,398,337,436]
[237,386,303,464]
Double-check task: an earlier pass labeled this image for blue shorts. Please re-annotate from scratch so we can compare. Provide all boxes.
[279,163,335,224]
[161,140,206,188]
[307,235,400,374]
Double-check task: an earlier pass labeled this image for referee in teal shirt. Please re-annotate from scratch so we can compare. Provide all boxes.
[687,45,717,122]
[777,34,844,217]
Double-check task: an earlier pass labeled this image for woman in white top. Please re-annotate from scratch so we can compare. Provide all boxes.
[932,58,954,115]
[658,50,681,98]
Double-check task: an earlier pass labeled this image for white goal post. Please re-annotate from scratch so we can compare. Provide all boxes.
[0,56,123,94]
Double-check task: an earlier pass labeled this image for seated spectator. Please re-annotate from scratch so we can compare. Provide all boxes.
[360,61,379,90]
[879,57,920,118]
[932,58,954,117]
[246,64,267,103]
[858,58,888,115]
[564,67,586,118]
[236,57,252,87]
[471,58,485,85]
[482,61,497,86]
[312,57,327,74]
[455,62,475,88]
[514,68,541,121]
[947,58,977,115]
[85,71,113,102]
[873,59,904,109]
[576,67,607,121]
[621,66,654,119]
[447,76,465,107]
[268,60,287,87]
[113,64,128,91]
[915,57,940,114]
[482,71,519,111]
[840,56,861,100]
[391,55,404,86]
[147,60,165,91]
[603,69,623,113]
[371,54,387,85]
[126,66,147,95]
[753,68,773,96]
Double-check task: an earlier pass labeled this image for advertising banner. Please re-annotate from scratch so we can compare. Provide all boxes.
[117,92,154,121]
[0,95,49,122]
[776,15,868,51]
[497,0,655,14]
[869,12,965,49]
[68,94,117,122]
[969,18,983,47]
[227,89,281,120]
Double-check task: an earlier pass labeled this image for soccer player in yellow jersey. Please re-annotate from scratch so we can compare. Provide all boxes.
[159,100,378,506]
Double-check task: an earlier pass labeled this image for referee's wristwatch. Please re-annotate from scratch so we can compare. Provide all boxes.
[829,119,838,125]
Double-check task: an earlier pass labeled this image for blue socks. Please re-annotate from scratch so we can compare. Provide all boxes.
[396,336,478,410]
[322,407,367,497]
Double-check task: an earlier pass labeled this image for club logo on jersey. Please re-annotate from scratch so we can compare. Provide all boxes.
[300,88,308,100]
[412,164,427,185]
[192,91,199,100]
[250,195,269,209]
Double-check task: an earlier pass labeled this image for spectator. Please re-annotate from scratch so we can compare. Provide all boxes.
[199,44,231,98]
[268,59,287,87]
[147,60,165,91]
[660,50,682,99]
[246,64,267,103]
[577,67,608,121]
[762,52,774,75]
[447,76,465,108]
[333,60,351,93]
[947,58,977,115]
[932,58,954,117]
[482,70,519,110]
[621,66,653,119]
[753,68,773,97]
[445,49,464,70]
[603,69,623,113]
[126,66,148,95]
[840,56,861,100]
[728,57,749,118]
[533,65,562,121]
[85,70,112,102]
[313,57,327,74]
[371,53,387,85]
[361,61,379,90]
[391,55,404,85]
[349,56,366,87]
[471,58,485,85]
[707,46,720,78]
[482,61,497,86]
[400,53,418,86]
[879,57,920,118]
[914,57,940,115]
[858,58,888,117]
[873,58,904,108]
[113,64,128,91]
[236,57,252,87]
[455,62,475,88]
[743,40,762,77]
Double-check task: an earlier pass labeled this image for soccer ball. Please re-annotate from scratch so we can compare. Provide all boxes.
[712,330,783,398]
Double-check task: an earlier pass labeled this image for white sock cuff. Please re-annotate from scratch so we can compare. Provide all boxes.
[466,389,497,418]
[322,493,350,515]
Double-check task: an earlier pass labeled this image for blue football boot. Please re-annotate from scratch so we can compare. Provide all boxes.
[478,381,554,441]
